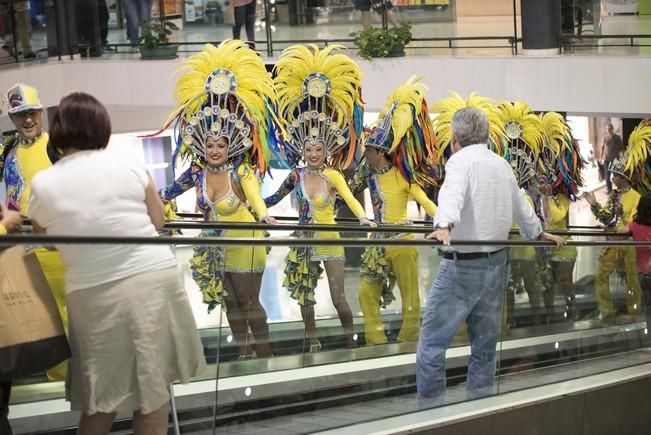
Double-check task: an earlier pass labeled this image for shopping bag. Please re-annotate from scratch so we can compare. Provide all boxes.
[0,246,70,379]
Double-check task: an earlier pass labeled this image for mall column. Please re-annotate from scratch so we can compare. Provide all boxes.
[520,0,561,54]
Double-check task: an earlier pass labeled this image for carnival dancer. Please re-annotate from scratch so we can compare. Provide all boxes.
[583,121,651,320]
[347,76,438,345]
[538,112,585,321]
[584,157,641,319]
[622,120,651,196]
[160,40,278,359]
[493,101,546,326]
[1,83,67,380]
[265,44,374,351]
[622,122,651,331]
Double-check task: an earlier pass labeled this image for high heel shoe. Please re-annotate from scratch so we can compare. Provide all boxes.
[308,340,321,353]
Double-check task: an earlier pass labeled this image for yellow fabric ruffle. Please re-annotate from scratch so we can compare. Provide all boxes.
[360,247,396,308]
[283,247,323,306]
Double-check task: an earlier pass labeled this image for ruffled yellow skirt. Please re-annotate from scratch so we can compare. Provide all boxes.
[283,246,324,306]
[360,246,397,308]
[190,229,267,313]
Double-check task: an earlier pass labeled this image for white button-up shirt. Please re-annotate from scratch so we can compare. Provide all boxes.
[433,143,542,253]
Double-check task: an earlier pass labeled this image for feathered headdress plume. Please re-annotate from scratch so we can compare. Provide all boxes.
[624,119,651,194]
[540,112,585,200]
[430,91,504,164]
[494,101,544,188]
[365,76,440,186]
[165,40,280,174]
[274,44,364,169]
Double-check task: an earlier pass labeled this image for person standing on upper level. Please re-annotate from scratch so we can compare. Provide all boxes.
[600,123,625,193]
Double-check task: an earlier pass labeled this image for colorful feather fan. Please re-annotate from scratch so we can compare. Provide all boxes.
[274,44,364,170]
[540,112,585,200]
[365,76,440,187]
[624,120,651,194]
[493,101,544,188]
[165,40,280,174]
[430,91,504,164]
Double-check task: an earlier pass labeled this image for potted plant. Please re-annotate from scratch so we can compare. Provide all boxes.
[350,23,412,60]
[139,19,180,60]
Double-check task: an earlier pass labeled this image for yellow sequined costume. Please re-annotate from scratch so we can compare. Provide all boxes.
[544,193,577,261]
[268,44,366,306]
[1,131,67,380]
[592,179,642,316]
[265,167,366,305]
[351,77,439,344]
[160,40,279,312]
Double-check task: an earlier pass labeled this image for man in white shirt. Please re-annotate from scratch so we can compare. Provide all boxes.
[416,107,565,400]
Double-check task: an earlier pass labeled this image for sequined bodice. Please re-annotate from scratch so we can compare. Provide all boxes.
[309,192,334,211]
[202,173,242,218]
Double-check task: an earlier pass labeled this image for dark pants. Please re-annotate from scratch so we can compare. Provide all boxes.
[0,380,12,435]
[233,1,255,44]
[99,0,109,45]
[604,159,613,192]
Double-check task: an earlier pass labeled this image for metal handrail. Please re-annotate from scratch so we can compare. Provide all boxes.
[562,33,651,39]
[172,213,610,234]
[1,234,649,248]
[104,34,520,56]
[163,220,620,238]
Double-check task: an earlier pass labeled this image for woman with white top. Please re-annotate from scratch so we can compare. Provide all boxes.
[29,92,206,435]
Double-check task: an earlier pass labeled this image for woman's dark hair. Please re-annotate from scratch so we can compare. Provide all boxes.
[634,193,651,226]
[49,92,111,152]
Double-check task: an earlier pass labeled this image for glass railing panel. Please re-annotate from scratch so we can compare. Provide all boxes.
[6,232,651,434]
[497,241,651,399]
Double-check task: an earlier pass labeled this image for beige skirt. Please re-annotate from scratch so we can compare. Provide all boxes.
[66,267,208,415]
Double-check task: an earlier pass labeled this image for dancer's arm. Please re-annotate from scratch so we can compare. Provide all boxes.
[264,170,298,208]
[160,164,200,201]
[410,183,438,217]
[239,164,275,223]
[325,169,372,225]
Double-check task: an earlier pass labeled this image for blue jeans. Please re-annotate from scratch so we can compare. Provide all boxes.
[416,249,508,399]
[122,0,153,44]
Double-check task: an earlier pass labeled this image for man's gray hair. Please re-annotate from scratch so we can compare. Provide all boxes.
[451,107,489,147]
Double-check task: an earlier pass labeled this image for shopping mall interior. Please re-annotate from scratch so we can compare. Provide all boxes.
[0,0,651,434]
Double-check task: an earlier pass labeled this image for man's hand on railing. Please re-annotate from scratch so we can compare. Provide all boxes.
[537,231,566,248]
[260,215,277,225]
[425,228,450,246]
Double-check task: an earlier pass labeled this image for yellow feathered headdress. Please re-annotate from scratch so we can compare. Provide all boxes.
[494,101,544,188]
[539,112,584,199]
[167,40,279,173]
[430,91,504,164]
[365,76,439,186]
[274,44,364,169]
[624,120,651,194]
